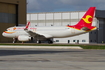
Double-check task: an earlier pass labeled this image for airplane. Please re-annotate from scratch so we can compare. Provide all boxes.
[2,7,97,43]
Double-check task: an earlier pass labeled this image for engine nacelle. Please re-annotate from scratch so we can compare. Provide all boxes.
[18,35,31,42]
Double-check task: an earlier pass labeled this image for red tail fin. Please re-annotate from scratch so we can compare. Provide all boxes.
[68,7,96,31]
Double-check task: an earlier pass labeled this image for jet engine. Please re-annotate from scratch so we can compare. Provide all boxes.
[18,35,31,42]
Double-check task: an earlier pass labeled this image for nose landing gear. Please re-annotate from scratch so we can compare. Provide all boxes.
[13,38,17,43]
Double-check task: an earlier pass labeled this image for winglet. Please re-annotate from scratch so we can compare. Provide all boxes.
[24,22,30,30]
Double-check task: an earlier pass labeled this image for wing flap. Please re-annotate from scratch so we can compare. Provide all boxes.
[24,29,52,39]
[24,22,52,39]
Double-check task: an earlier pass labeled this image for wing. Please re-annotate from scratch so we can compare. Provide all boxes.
[24,22,52,39]
[24,29,52,39]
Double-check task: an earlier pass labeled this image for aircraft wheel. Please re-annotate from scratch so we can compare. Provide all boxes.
[37,40,41,44]
[48,40,53,44]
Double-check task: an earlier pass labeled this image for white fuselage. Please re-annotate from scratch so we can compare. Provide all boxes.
[2,26,86,39]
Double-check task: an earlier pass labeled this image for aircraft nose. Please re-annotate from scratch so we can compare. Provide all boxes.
[2,32,6,37]
[2,32,8,37]
[2,31,16,38]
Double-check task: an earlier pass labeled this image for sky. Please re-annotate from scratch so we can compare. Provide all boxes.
[27,0,105,13]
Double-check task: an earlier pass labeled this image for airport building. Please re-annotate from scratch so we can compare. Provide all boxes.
[27,10,105,44]
[0,0,26,42]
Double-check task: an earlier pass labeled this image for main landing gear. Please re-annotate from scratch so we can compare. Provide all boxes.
[36,39,53,44]
[48,39,53,44]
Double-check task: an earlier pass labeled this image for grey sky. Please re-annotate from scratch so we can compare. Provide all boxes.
[27,0,105,13]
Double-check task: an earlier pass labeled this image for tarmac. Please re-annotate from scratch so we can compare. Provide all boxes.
[0,45,82,49]
[0,46,105,70]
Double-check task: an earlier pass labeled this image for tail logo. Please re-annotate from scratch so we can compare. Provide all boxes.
[82,15,92,24]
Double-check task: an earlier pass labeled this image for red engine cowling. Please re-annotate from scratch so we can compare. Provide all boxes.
[18,35,31,41]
